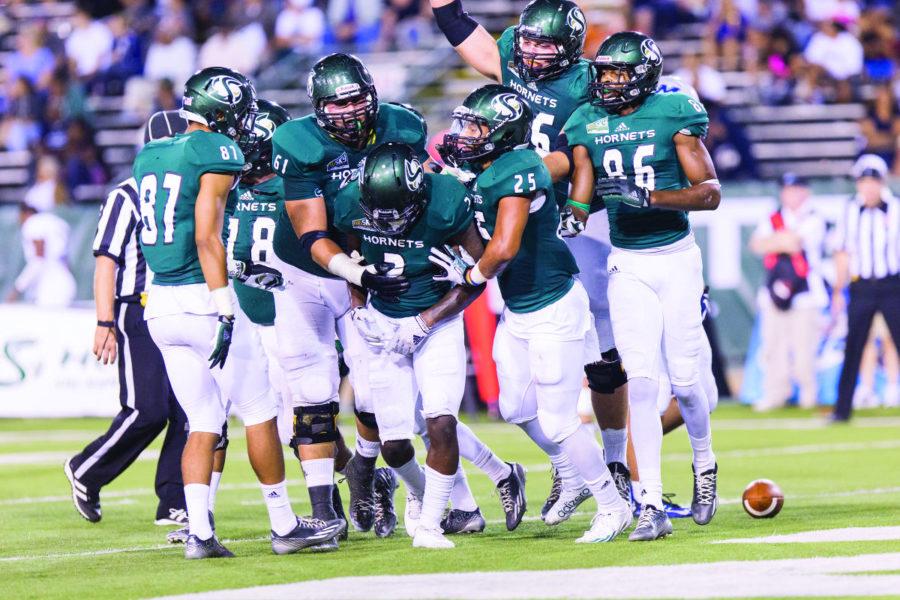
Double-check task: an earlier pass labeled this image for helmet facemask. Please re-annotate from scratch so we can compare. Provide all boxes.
[437,108,496,169]
[316,88,378,147]
[514,28,569,82]
[589,62,647,110]
[361,201,424,236]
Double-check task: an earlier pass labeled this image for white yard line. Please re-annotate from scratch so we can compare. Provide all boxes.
[715,526,900,545]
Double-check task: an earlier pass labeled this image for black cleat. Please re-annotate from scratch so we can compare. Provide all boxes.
[691,463,719,525]
[63,459,101,523]
[344,454,377,532]
[441,508,486,534]
[372,467,398,538]
[332,484,349,541]
[496,462,526,531]
[185,534,234,559]
[541,465,562,520]
[271,516,345,555]
[628,505,673,541]
[608,461,635,513]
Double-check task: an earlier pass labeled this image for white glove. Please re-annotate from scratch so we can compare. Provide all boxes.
[437,163,477,184]
[384,315,431,355]
[349,306,392,347]
[428,244,476,286]
[558,207,585,238]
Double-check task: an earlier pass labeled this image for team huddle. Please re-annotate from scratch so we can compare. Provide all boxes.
[128,0,722,558]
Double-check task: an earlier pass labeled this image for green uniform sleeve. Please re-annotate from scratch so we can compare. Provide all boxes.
[429,174,473,238]
[561,104,590,148]
[272,120,327,201]
[189,132,244,175]
[482,150,551,200]
[568,60,593,106]
[666,92,709,138]
[384,103,429,162]
[497,27,515,68]
[331,181,360,235]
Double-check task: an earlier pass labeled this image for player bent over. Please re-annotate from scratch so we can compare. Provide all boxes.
[135,67,342,558]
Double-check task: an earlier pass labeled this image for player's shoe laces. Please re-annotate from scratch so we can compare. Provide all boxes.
[608,462,635,513]
[167,512,215,545]
[575,502,632,543]
[441,508,486,534]
[543,484,592,526]
[691,463,719,525]
[332,484,349,541]
[63,459,101,523]
[413,525,455,549]
[184,534,234,559]
[540,466,562,520]
[628,505,673,541]
[373,467,398,538]
[155,507,188,526]
[344,454,376,532]
[496,462,527,531]
[403,491,423,538]
[271,516,345,555]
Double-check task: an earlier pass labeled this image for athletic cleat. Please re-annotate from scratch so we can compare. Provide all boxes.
[271,516,345,555]
[543,484,592,526]
[413,525,455,549]
[662,493,692,519]
[403,492,423,538]
[184,534,234,559]
[155,507,188,526]
[344,454,377,532]
[308,537,339,553]
[496,462,526,531]
[540,465,562,519]
[691,463,719,525]
[63,459,101,523]
[167,526,189,544]
[608,462,635,513]
[441,508,486,534]
[373,467,398,538]
[628,505,673,541]
[575,502,632,543]
[332,484,349,541]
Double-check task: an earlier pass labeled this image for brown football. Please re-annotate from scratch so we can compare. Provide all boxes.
[742,479,784,518]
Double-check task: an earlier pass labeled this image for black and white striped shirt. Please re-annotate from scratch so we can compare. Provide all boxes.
[836,190,900,280]
[92,178,149,301]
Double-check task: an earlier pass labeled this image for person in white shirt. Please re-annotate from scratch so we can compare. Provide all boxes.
[801,18,863,102]
[8,202,76,308]
[275,0,326,54]
[143,23,197,91]
[750,173,828,410]
[65,9,114,80]
[198,21,265,76]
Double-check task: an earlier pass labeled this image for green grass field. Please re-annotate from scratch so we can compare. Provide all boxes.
[2,404,900,599]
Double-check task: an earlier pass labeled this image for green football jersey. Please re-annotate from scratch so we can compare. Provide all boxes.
[270,103,428,278]
[333,173,473,318]
[225,176,283,326]
[563,91,709,250]
[134,130,244,285]
[470,149,577,313]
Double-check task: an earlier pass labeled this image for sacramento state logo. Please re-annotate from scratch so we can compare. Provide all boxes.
[566,7,585,36]
[640,39,662,66]
[404,158,424,191]
[491,93,524,121]
[205,75,244,105]
[252,112,276,142]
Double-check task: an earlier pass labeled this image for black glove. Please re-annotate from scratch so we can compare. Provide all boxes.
[230,260,284,290]
[208,314,234,369]
[361,262,410,303]
[595,177,652,209]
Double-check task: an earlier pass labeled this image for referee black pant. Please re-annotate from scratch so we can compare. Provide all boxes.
[68,300,187,520]
[834,276,900,420]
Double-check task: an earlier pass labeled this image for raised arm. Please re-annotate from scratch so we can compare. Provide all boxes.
[431,0,502,81]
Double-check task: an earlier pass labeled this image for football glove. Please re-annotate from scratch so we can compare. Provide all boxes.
[428,244,477,287]
[349,306,392,347]
[595,177,652,209]
[361,262,410,302]
[229,260,284,291]
[208,314,234,369]
[385,315,431,355]
[558,207,585,238]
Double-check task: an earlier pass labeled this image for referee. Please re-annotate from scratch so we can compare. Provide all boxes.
[64,111,190,524]
[832,154,900,421]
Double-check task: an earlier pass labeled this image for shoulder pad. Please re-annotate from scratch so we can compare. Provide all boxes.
[272,116,326,167]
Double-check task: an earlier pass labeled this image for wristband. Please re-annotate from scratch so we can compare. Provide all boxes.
[327,253,365,287]
[566,198,591,212]
[464,262,487,286]
[699,178,721,186]
[97,320,116,328]
[210,286,234,317]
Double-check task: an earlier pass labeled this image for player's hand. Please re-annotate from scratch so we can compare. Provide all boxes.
[93,325,117,365]
[208,314,235,369]
[558,207,585,238]
[361,262,410,303]
[435,163,476,184]
[228,260,284,291]
[429,244,477,286]
[595,177,651,209]
[385,315,431,355]
[350,306,391,347]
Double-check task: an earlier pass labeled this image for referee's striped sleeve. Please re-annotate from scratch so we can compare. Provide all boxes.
[93,185,137,261]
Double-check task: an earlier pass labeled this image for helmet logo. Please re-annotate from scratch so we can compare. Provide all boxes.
[490,93,524,121]
[253,112,276,142]
[206,75,244,105]
[566,7,585,35]
[640,39,662,65]
[404,158,424,191]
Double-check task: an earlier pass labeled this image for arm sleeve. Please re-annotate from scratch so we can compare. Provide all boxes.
[448,187,475,238]
[92,186,136,262]
[191,134,244,175]
[433,0,480,47]
[671,94,710,138]
[272,135,326,201]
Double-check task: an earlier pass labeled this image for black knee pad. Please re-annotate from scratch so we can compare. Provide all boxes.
[585,347,628,394]
[380,439,414,468]
[215,421,229,451]
[354,409,378,430]
[290,402,340,449]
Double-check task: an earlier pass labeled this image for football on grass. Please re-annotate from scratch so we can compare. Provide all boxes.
[742,479,784,518]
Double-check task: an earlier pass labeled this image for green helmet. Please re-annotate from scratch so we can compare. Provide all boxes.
[514,0,586,82]
[241,99,292,182]
[359,142,427,236]
[437,84,533,170]
[307,53,378,147]
[181,66,258,151]
[589,31,663,111]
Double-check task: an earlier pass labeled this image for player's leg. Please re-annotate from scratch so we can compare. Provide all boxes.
[154,388,188,527]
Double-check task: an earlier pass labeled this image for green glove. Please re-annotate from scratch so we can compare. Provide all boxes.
[595,177,652,209]
[208,315,235,369]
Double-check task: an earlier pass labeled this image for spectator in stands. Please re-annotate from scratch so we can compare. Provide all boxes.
[143,19,197,92]
[152,79,179,113]
[859,85,900,172]
[23,155,67,213]
[7,24,56,91]
[326,0,384,50]
[673,52,728,104]
[64,9,114,83]
[60,119,109,194]
[756,26,801,105]
[198,19,265,75]
[377,0,432,51]
[705,0,749,70]
[95,14,144,96]
[750,174,828,411]
[0,77,41,151]
[119,0,158,41]
[275,0,327,56]
[799,17,863,102]
[39,69,88,149]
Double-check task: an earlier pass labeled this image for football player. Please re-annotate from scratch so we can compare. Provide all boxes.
[135,67,343,558]
[432,85,632,543]
[430,0,633,521]
[551,32,721,540]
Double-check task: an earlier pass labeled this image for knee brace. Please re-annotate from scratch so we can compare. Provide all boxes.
[584,347,628,394]
[354,409,378,430]
[290,401,339,449]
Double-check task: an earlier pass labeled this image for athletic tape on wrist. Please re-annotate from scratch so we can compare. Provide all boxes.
[210,286,233,317]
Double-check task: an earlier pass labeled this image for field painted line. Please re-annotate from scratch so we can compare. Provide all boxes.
[715,526,900,545]
[710,416,900,430]
[0,431,107,444]
[152,552,900,599]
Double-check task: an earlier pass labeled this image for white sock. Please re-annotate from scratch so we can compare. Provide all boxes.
[420,465,455,531]
[449,465,478,511]
[549,450,585,490]
[300,458,335,488]
[629,377,663,508]
[393,457,426,497]
[600,427,627,466]
[355,436,381,459]
[260,480,297,536]
[208,471,223,513]
[184,483,213,540]
[557,424,621,510]
[672,381,716,472]
[516,417,562,456]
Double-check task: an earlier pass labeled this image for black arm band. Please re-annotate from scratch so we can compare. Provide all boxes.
[552,133,576,180]
[298,230,330,255]
[434,0,479,47]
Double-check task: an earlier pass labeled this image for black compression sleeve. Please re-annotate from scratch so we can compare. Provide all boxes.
[434,0,479,47]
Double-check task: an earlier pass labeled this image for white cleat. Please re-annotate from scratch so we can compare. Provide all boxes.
[575,502,632,543]
[412,525,455,549]
[403,492,423,538]
[543,484,592,526]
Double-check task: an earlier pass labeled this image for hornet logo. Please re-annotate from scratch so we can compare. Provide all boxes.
[490,93,524,121]
[640,39,663,65]
[566,7,586,35]
[404,158,424,191]
[252,112,276,142]
[205,75,244,105]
